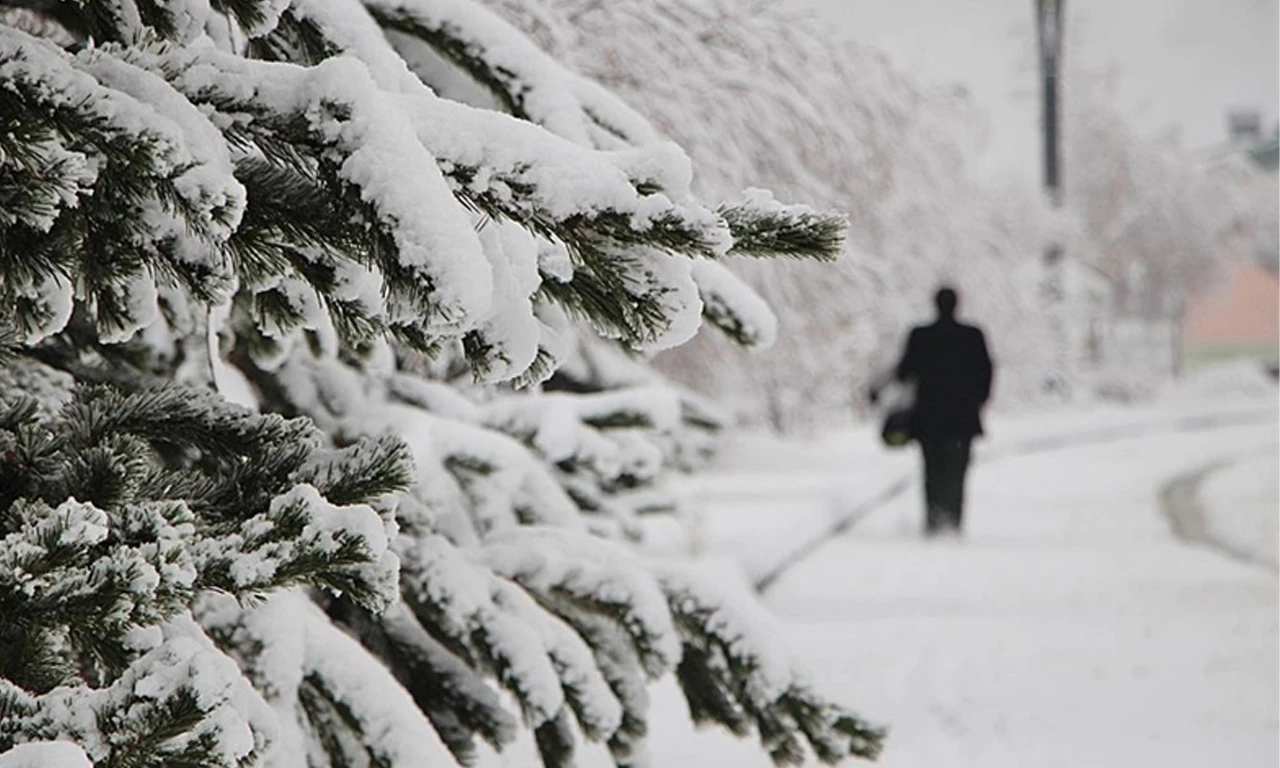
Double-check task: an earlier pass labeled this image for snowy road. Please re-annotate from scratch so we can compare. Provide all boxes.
[635,401,1278,767]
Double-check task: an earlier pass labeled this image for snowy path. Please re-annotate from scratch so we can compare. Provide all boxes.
[751,405,1275,591]
[636,402,1278,767]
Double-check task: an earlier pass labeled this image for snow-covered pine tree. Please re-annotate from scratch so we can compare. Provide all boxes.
[0,2,883,767]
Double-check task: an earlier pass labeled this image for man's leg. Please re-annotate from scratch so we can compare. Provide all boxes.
[920,440,944,534]
[944,439,973,531]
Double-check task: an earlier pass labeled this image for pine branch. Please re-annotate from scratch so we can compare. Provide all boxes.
[292,436,414,507]
[661,572,886,764]
[0,672,250,766]
[719,199,847,262]
[332,598,519,763]
[227,13,732,351]
[0,31,240,344]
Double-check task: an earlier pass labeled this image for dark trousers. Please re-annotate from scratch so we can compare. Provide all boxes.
[919,438,972,534]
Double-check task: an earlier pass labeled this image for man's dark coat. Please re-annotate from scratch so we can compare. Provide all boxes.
[895,319,994,439]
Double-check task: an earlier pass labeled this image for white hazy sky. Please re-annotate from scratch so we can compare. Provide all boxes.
[812,0,1279,180]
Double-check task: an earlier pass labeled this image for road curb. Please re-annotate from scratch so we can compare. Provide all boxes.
[1159,457,1278,573]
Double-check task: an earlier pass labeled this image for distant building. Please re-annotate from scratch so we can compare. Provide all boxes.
[1182,262,1279,371]
[1246,135,1279,172]
[1225,108,1279,171]
[1228,109,1263,145]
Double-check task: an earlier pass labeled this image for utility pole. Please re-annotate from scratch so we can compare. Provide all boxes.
[1036,0,1064,208]
[1035,0,1069,396]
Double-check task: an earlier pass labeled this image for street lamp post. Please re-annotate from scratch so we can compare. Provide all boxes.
[1035,0,1070,395]
[1036,0,1064,208]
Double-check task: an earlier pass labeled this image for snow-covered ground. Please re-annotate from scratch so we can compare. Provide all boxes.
[631,390,1279,767]
[477,383,1277,767]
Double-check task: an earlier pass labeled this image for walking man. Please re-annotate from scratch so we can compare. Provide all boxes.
[882,287,993,536]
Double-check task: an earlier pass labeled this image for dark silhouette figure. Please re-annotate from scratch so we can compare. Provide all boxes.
[889,287,993,535]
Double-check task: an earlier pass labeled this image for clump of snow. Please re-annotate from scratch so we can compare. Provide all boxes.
[626,249,703,353]
[77,46,246,240]
[531,300,576,379]
[469,221,543,382]
[692,260,778,349]
[0,742,92,768]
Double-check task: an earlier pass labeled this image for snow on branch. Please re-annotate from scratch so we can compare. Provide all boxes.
[692,259,779,349]
[393,532,636,761]
[353,0,845,351]
[0,3,880,766]
[480,386,684,536]
[346,599,520,762]
[660,567,886,764]
[361,0,846,268]
[266,0,832,354]
[142,16,733,357]
[136,42,495,336]
[0,381,412,761]
[362,0,660,148]
[0,637,261,767]
[296,594,459,766]
[0,28,243,342]
[480,527,682,678]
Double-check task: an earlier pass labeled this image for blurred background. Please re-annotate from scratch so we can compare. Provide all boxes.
[483,0,1278,432]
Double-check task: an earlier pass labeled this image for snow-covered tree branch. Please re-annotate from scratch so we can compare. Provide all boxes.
[0,1,882,766]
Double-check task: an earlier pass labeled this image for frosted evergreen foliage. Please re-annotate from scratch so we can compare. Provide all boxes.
[0,385,408,765]
[0,1,882,766]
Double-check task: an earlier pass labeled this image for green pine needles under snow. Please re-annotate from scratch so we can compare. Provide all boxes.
[0,1,883,766]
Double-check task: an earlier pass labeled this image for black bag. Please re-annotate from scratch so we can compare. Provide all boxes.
[880,407,914,448]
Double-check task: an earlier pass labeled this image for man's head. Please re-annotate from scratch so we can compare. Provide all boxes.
[934,286,958,319]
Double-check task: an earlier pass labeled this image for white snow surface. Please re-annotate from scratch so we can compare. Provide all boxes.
[467,392,1277,767]
[632,392,1277,768]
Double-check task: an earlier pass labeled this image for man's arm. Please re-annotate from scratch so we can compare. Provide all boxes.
[894,328,920,384]
[974,329,993,405]
[868,329,917,404]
